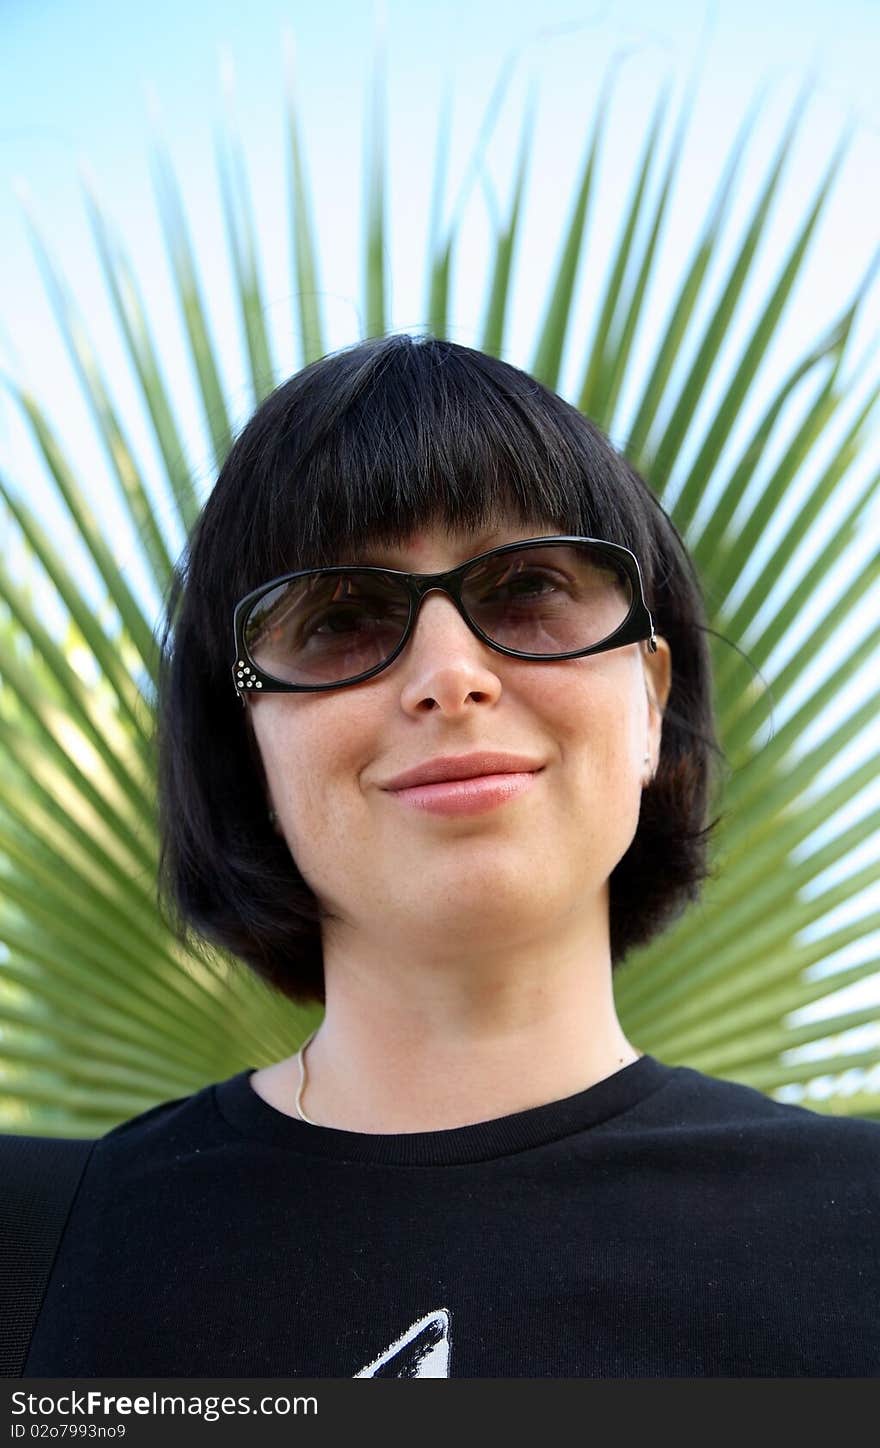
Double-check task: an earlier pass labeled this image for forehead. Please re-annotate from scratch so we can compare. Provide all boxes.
[338,514,561,567]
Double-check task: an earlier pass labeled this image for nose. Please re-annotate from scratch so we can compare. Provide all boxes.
[407,587,490,650]
[396,590,503,713]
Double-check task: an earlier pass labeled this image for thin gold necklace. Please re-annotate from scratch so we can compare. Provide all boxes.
[295,1027,320,1124]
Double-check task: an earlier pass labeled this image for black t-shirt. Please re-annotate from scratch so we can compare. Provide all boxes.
[23,1054,880,1377]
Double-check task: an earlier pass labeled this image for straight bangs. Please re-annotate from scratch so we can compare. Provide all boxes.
[189,334,664,682]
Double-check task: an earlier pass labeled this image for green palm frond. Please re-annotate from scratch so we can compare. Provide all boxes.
[284,33,327,367]
[217,62,276,404]
[1,46,878,1134]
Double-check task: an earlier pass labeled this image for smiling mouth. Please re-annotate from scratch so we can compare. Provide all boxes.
[387,769,543,816]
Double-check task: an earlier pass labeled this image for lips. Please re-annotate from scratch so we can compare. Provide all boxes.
[388,770,541,816]
[382,752,544,791]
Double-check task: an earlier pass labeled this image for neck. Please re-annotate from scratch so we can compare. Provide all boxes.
[257,918,641,1133]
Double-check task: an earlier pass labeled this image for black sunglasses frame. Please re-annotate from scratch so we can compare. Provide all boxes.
[232,535,657,703]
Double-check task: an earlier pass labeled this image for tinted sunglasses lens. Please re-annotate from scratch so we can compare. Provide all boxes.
[462,542,633,654]
[243,544,634,687]
[243,570,410,686]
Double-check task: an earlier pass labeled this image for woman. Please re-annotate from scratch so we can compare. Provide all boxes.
[21,334,879,1378]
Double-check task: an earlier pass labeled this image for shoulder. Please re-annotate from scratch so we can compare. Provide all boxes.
[101,1082,213,1138]
[14,1078,246,1226]
[655,1062,880,1171]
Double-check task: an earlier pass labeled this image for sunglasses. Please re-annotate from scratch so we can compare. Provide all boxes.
[232,535,657,701]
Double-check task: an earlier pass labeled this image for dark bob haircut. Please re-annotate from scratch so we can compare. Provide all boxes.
[154,333,727,1007]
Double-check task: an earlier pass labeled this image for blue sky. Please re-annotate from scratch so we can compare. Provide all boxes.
[2,0,877,587]
[1,0,879,1093]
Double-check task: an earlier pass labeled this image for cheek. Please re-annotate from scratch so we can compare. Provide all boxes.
[255,705,375,877]
[540,668,647,840]
[538,661,645,762]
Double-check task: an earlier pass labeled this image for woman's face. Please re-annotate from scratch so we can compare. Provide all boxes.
[245,516,672,951]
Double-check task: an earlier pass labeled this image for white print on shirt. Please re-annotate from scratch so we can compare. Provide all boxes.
[354,1309,451,1378]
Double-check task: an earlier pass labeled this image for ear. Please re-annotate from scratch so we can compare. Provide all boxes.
[642,635,672,778]
[241,694,272,797]
[241,696,285,833]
